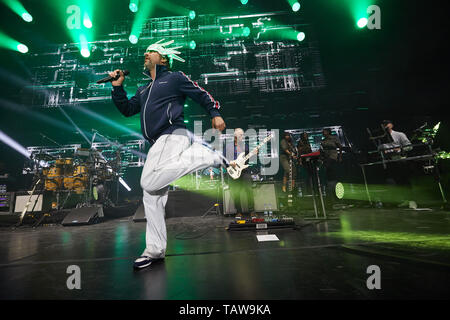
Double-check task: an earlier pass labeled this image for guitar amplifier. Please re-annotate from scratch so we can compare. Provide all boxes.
[223,182,278,214]
[14,192,51,214]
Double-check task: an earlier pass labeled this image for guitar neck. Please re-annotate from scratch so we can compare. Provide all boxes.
[242,135,272,162]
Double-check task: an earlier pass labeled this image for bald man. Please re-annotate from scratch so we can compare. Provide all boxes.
[228,128,255,216]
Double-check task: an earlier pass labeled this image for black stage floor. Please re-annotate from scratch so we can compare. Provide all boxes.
[0,208,449,300]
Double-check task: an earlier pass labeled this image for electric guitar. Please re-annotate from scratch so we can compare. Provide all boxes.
[227,133,273,180]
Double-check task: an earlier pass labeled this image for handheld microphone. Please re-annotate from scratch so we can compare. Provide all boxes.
[96,70,129,84]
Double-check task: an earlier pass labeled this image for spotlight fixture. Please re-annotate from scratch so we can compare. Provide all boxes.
[292,2,301,12]
[296,31,305,41]
[357,17,368,28]
[80,48,90,58]
[21,12,33,22]
[129,34,138,44]
[129,0,139,13]
[17,43,28,53]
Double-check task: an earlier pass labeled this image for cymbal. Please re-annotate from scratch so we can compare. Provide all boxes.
[33,153,55,161]
[74,148,91,157]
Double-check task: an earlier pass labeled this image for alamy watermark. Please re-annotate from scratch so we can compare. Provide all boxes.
[366,265,381,290]
[366,5,381,30]
[66,265,81,290]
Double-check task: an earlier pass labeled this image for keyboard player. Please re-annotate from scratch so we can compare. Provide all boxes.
[379,120,417,208]
[380,120,412,155]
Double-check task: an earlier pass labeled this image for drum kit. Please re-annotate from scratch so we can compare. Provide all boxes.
[31,147,119,207]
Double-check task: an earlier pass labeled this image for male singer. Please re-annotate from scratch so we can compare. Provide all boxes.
[110,39,226,269]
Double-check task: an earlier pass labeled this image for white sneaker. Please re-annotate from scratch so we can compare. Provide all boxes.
[133,256,164,269]
[409,201,418,209]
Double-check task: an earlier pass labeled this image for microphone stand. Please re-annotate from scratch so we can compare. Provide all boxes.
[40,133,63,147]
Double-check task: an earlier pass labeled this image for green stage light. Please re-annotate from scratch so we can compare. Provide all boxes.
[79,34,90,58]
[437,151,450,159]
[83,12,92,28]
[335,182,345,200]
[240,0,249,4]
[17,43,28,53]
[297,31,305,41]
[292,2,301,12]
[21,12,32,22]
[184,119,189,123]
[357,17,368,28]
[81,48,90,58]
[4,0,33,22]
[0,31,28,52]
[189,10,196,20]
[242,26,250,37]
[130,1,154,48]
[433,122,441,132]
[129,0,139,13]
[129,34,138,44]
[189,40,196,50]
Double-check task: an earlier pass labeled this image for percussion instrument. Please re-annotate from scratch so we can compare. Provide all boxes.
[64,165,88,194]
[44,166,63,191]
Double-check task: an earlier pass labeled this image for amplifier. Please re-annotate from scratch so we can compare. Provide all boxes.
[223,182,278,214]
[14,193,51,213]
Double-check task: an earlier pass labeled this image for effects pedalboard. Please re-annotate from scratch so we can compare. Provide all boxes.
[227,215,295,231]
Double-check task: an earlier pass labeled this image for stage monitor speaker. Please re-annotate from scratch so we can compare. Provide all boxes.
[133,204,146,222]
[223,187,247,215]
[61,205,104,226]
[223,188,235,215]
[223,183,278,214]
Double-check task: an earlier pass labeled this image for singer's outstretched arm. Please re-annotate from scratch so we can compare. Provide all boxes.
[111,85,141,117]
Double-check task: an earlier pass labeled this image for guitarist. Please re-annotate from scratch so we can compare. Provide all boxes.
[228,128,255,217]
[280,131,298,193]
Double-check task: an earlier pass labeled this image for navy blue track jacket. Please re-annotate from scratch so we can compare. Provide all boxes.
[111,64,221,143]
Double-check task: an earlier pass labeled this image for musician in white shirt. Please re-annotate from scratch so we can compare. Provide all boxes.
[228,128,255,216]
[381,120,417,209]
[381,120,412,153]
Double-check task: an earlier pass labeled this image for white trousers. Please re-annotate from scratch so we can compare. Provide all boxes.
[140,133,222,258]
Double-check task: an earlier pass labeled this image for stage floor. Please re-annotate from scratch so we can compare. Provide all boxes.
[0,208,449,299]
